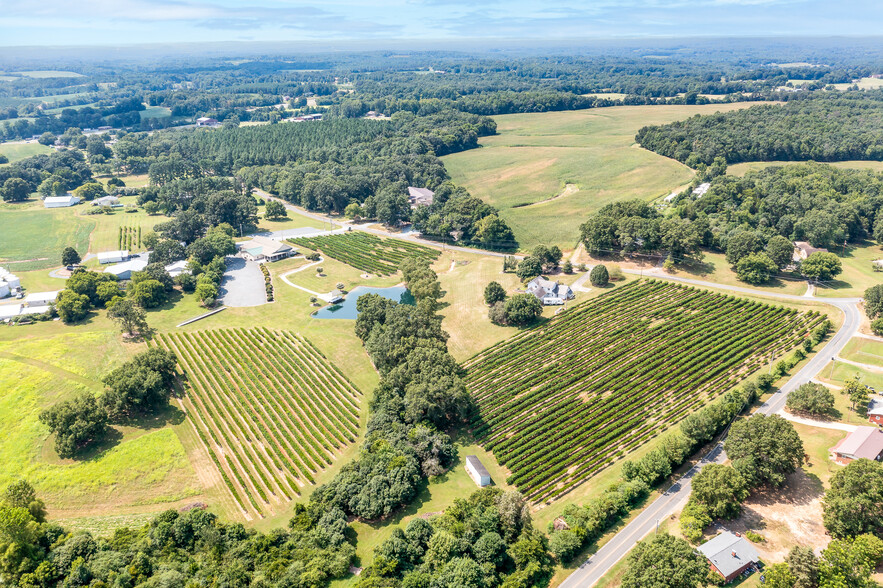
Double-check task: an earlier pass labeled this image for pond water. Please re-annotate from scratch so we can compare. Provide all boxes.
[311,286,414,319]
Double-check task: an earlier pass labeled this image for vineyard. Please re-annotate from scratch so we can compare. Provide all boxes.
[154,328,363,519]
[287,232,439,275]
[118,225,142,250]
[465,280,824,503]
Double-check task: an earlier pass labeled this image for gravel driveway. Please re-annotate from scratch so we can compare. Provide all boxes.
[219,256,267,307]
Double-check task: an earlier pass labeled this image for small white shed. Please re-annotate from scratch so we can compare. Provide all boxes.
[465,455,491,487]
[97,250,129,264]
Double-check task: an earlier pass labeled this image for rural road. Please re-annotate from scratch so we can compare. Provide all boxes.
[559,274,862,588]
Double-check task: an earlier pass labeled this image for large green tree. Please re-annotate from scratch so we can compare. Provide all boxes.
[1,177,30,202]
[724,414,804,488]
[621,533,707,588]
[823,458,883,539]
[735,252,778,285]
[787,382,835,417]
[38,393,107,458]
[504,294,543,326]
[690,464,749,519]
[801,252,842,282]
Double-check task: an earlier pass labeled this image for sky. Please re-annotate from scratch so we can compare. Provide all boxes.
[1,0,883,47]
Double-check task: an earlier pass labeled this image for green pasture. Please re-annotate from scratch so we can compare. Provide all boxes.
[140,106,172,120]
[728,160,883,176]
[0,141,53,164]
[0,206,94,270]
[840,337,883,368]
[443,103,756,251]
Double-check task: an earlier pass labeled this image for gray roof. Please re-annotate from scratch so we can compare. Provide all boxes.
[698,532,759,577]
[868,397,883,416]
[465,455,490,478]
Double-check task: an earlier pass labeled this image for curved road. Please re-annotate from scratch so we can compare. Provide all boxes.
[560,272,861,588]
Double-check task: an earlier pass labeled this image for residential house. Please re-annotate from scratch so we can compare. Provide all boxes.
[526,276,575,305]
[407,187,435,208]
[868,397,883,425]
[465,456,491,487]
[794,241,829,261]
[97,250,130,264]
[830,426,883,465]
[196,117,218,126]
[104,258,148,280]
[237,236,294,262]
[699,532,760,583]
[43,195,81,208]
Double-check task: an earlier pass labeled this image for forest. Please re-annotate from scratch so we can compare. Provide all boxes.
[636,92,883,165]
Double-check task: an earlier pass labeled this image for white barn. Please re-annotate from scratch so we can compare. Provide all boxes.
[104,258,148,280]
[43,195,81,208]
[24,290,60,306]
[97,250,130,264]
[465,455,491,487]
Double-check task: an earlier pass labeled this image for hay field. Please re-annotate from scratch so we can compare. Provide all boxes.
[442,103,758,251]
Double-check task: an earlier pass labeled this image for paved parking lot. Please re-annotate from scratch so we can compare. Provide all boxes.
[218,256,267,307]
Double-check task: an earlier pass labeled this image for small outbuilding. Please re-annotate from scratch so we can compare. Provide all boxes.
[698,532,760,583]
[164,260,190,278]
[237,236,294,262]
[830,426,883,465]
[97,250,130,264]
[24,290,60,306]
[465,455,491,487]
[868,397,883,425]
[196,117,219,126]
[91,195,120,207]
[43,195,81,208]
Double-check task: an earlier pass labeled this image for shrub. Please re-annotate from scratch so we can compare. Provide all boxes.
[503,294,543,326]
[589,264,609,287]
[745,531,765,543]
[756,374,776,391]
[872,318,883,337]
[608,264,625,281]
[484,281,507,305]
[562,261,573,274]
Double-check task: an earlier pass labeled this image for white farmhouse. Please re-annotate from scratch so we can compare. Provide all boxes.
[526,276,575,305]
[465,455,491,487]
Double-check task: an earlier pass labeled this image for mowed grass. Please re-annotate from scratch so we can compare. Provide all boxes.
[13,70,85,78]
[0,206,94,270]
[0,331,202,519]
[0,141,53,164]
[840,337,883,367]
[728,160,883,176]
[831,77,883,91]
[140,106,172,120]
[442,103,758,251]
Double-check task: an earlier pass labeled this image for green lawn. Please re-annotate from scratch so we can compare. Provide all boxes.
[442,103,758,251]
[0,141,53,164]
[813,241,883,298]
[140,106,172,120]
[13,70,85,78]
[728,160,883,177]
[0,205,94,270]
[840,337,883,367]
[818,360,883,392]
[662,250,809,297]
[831,77,883,91]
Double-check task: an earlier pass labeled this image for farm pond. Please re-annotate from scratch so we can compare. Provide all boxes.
[312,286,414,319]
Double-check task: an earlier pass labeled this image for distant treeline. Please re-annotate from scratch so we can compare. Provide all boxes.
[636,92,883,165]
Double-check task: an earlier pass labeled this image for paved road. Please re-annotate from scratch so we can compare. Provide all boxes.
[219,256,267,307]
[560,273,862,588]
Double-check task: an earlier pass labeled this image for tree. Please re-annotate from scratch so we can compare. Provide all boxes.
[503,294,543,326]
[101,348,177,419]
[823,458,883,538]
[149,239,187,265]
[736,252,778,285]
[819,534,883,588]
[864,284,883,319]
[763,563,796,588]
[143,201,160,215]
[107,298,149,337]
[580,215,618,254]
[484,281,507,305]
[725,231,761,265]
[38,393,107,458]
[589,264,609,287]
[786,546,819,588]
[786,382,835,417]
[344,202,364,219]
[72,182,106,202]
[2,481,46,524]
[690,464,749,519]
[679,499,711,544]
[488,301,507,325]
[264,200,288,220]
[37,132,56,146]
[766,235,795,269]
[842,376,869,411]
[724,414,804,488]
[562,261,573,274]
[1,177,30,202]
[801,252,842,282]
[621,533,707,588]
[515,257,542,282]
[195,281,218,306]
[474,214,515,248]
[659,217,702,260]
[55,290,90,323]
[128,279,166,309]
[61,247,81,267]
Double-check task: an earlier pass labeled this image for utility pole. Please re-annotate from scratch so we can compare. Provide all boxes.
[829,357,836,379]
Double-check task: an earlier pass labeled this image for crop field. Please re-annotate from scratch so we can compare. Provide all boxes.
[0,208,94,270]
[288,232,439,275]
[442,103,758,251]
[464,280,824,503]
[155,328,363,520]
[118,225,143,250]
[0,141,53,164]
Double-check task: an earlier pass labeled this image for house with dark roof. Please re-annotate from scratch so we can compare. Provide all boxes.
[831,426,883,465]
[699,532,760,583]
[526,276,574,305]
[407,187,434,208]
[465,456,491,487]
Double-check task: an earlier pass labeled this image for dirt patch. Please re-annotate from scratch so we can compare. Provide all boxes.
[727,469,829,561]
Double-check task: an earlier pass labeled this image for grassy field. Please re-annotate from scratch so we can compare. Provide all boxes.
[0,331,202,520]
[840,337,883,367]
[0,141,53,164]
[0,205,94,270]
[13,70,85,78]
[728,160,883,176]
[831,77,883,91]
[140,106,172,119]
[442,103,757,251]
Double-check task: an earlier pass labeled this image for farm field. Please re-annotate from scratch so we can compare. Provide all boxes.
[0,141,53,163]
[0,331,201,519]
[831,77,883,90]
[442,103,758,251]
[288,232,440,275]
[465,279,823,503]
[728,160,883,176]
[13,70,85,78]
[140,105,172,119]
[0,206,94,270]
[155,328,363,520]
